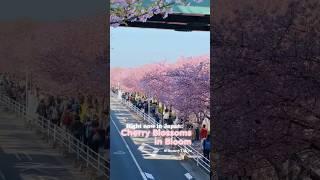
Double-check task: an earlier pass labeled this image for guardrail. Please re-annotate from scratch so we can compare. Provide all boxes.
[111,91,210,173]
[0,93,110,179]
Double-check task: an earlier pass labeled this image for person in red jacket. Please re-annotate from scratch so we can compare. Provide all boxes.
[200,124,208,140]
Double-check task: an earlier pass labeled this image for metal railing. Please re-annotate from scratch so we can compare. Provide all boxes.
[0,93,110,178]
[112,91,210,173]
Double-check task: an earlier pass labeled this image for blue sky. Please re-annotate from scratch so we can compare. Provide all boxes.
[110,27,209,68]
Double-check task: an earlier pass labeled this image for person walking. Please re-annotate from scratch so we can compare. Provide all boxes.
[84,117,92,145]
[200,124,208,140]
[202,134,211,161]
[91,129,100,153]
[195,123,200,141]
[50,103,59,125]
[80,99,88,124]
[36,99,46,116]
[163,109,169,124]
[71,115,84,140]
[61,106,73,131]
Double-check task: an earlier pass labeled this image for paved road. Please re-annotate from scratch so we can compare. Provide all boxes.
[0,105,86,180]
[110,96,209,180]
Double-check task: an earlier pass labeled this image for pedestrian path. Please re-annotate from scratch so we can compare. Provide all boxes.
[111,96,210,180]
[111,98,183,160]
[114,91,206,156]
[115,93,209,160]
[0,105,87,180]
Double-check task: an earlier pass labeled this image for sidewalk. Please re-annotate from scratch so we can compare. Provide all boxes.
[0,105,87,180]
[112,94,211,173]
[111,96,210,180]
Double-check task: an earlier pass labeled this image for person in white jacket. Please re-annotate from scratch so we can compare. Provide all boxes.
[202,117,210,133]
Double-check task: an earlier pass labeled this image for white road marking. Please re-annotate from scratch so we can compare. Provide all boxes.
[113,150,126,155]
[111,116,148,180]
[138,143,159,156]
[143,154,183,160]
[138,144,145,151]
[0,170,6,180]
[144,172,155,179]
[184,173,193,179]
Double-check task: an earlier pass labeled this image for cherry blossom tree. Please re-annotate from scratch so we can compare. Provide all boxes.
[0,16,107,97]
[212,0,320,179]
[111,62,167,92]
[31,17,107,97]
[141,56,209,122]
[110,0,203,27]
[111,56,210,122]
[0,20,37,77]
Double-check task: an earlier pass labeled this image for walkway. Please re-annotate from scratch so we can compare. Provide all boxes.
[0,105,86,180]
[110,96,209,180]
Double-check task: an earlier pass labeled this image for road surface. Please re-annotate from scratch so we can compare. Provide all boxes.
[110,96,209,180]
[0,105,86,180]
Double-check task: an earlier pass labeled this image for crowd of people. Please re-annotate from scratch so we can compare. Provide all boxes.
[112,87,211,160]
[0,73,110,154]
[0,73,26,104]
[35,91,109,153]
[1,73,210,161]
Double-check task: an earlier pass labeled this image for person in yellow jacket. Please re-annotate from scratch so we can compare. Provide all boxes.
[80,101,88,123]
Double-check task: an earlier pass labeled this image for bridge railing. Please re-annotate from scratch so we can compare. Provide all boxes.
[112,91,210,173]
[0,93,110,178]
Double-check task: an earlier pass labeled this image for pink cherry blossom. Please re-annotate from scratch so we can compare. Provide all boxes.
[111,55,210,122]
[110,0,203,27]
